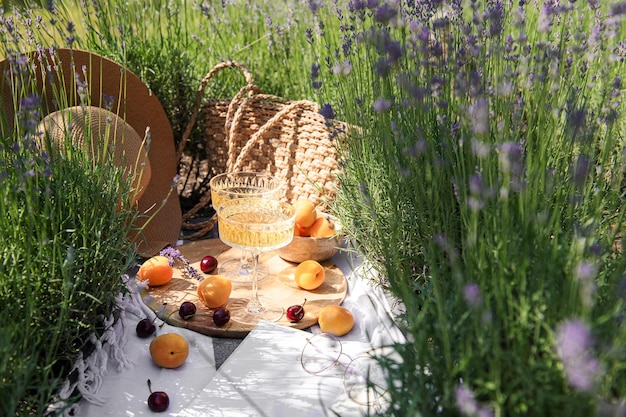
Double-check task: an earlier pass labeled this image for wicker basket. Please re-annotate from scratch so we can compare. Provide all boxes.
[178,61,345,239]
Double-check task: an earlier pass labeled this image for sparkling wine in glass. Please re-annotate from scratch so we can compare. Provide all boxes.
[216,197,295,323]
[210,172,281,283]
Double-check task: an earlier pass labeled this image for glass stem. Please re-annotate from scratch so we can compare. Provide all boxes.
[239,250,252,273]
[247,252,264,314]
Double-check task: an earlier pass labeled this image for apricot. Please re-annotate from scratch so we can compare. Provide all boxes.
[294,223,311,237]
[308,215,337,238]
[197,275,232,309]
[294,198,317,228]
[318,305,354,336]
[149,333,189,368]
[137,256,173,286]
[294,260,325,290]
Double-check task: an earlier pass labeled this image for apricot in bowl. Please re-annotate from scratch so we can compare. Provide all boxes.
[277,213,343,263]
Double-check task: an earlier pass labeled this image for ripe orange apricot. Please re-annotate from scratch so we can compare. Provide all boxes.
[197,275,232,308]
[308,215,337,238]
[294,223,311,237]
[149,333,189,368]
[294,198,317,228]
[318,305,354,336]
[137,256,173,286]
[294,260,325,290]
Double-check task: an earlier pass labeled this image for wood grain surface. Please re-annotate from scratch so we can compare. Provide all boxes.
[141,239,348,338]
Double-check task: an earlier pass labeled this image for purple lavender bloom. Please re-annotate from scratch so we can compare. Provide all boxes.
[467,98,489,135]
[455,384,493,417]
[538,4,554,33]
[307,0,323,14]
[332,60,352,75]
[610,2,626,16]
[567,107,586,136]
[576,261,597,282]
[463,283,483,309]
[18,95,42,134]
[571,154,591,188]
[159,245,201,280]
[471,138,490,159]
[587,0,600,10]
[373,97,392,112]
[102,93,115,110]
[375,3,397,25]
[575,261,597,308]
[310,62,320,80]
[486,1,504,38]
[349,0,367,12]
[319,103,336,119]
[456,385,479,416]
[159,246,181,267]
[498,141,523,174]
[403,137,427,158]
[469,173,482,196]
[555,319,603,392]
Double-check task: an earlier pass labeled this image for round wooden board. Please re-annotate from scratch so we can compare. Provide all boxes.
[141,239,348,338]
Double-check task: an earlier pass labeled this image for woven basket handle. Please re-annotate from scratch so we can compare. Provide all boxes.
[227,95,320,172]
[177,61,256,159]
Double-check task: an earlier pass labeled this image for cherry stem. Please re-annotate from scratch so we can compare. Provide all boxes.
[147,379,153,394]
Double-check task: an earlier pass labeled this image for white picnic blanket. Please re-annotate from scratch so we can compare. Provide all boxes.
[54,246,403,416]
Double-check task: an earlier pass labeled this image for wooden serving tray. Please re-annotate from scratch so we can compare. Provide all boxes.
[141,239,348,338]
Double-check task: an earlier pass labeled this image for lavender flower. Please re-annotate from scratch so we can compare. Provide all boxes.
[571,154,591,188]
[102,93,115,110]
[555,319,603,392]
[74,69,89,105]
[375,3,398,25]
[486,1,504,38]
[332,60,352,75]
[455,384,493,417]
[463,283,483,309]
[18,95,42,134]
[610,2,626,17]
[307,0,323,15]
[467,98,489,136]
[373,97,392,112]
[159,246,202,280]
[575,261,597,308]
[319,103,336,119]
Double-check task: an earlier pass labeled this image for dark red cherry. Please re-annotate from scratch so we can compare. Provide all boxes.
[213,307,230,326]
[147,379,169,412]
[136,317,156,338]
[178,301,197,320]
[286,299,306,322]
[200,255,218,273]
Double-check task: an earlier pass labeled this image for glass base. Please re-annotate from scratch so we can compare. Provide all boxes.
[229,297,284,325]
[219,259,269,284]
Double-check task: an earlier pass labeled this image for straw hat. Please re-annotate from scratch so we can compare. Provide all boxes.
[0,48,182,257]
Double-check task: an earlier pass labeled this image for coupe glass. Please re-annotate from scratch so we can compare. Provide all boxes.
[210,172,281,283]
[216,197,295,324]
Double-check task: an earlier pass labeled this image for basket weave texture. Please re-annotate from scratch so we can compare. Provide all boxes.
[178,61,345,239]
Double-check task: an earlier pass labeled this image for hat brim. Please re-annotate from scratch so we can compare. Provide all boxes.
[1,48,181,257]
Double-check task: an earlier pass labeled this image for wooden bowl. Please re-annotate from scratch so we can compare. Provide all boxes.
[277,215,344,263]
